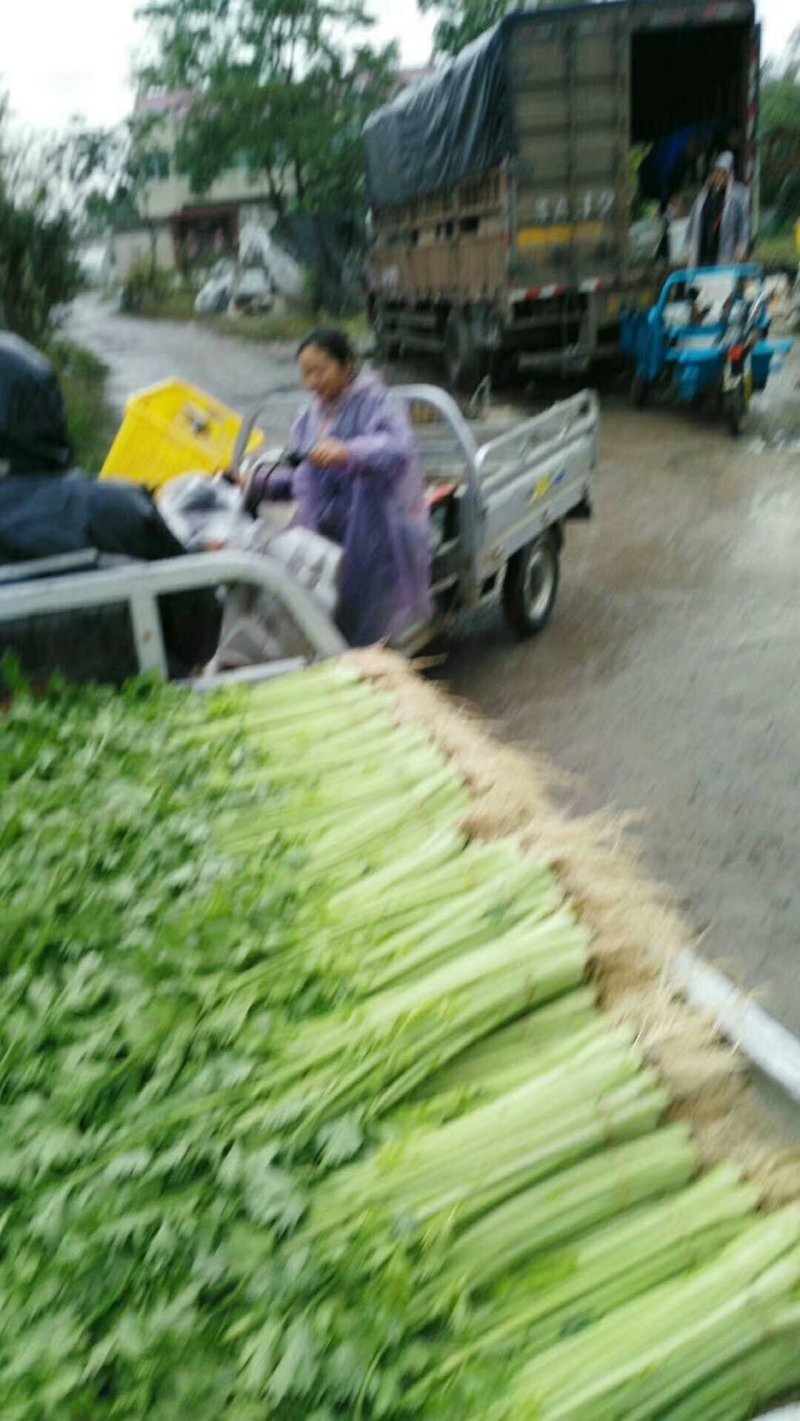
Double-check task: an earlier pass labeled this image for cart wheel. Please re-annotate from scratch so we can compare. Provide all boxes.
[444,310,480,391]
[631,374,648,408]
[725,382,746,438]
[502,532,560,639]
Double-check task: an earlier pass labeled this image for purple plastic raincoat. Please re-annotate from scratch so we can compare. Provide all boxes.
[288,373,431,647]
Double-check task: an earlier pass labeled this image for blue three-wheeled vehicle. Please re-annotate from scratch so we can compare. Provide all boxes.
[622,264,792,436]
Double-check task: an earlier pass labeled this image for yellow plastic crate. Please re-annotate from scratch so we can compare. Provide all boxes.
[100,379,265,490]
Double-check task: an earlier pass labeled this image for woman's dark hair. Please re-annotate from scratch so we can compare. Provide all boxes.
[297,325,355,366]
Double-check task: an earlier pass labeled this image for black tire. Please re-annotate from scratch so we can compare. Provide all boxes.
[444,309,480,391]
[490,349,518,389]
[502,532,560,639]
[631,374,648,408]
[725,381,746,437]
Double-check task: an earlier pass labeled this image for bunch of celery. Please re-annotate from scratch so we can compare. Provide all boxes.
[1,661,798,1421]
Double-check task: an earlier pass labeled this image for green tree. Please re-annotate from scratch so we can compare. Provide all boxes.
[138,0,398,216]
[417,0,584,58]
[48,115,160,234]
[760,30,800,213]
[0,94,79,343]
[417,0,511,56]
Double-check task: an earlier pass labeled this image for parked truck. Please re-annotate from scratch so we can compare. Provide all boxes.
[364,0,760,385]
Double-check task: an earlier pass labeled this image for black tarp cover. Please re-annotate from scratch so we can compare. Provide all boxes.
[0,332,73,476]
[0,475,186,565]
[0,333,183,563]
[363,22,513,211]
[0,334,184,562]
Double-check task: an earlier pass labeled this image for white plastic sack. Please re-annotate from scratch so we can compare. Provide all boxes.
[267,527,341,618]
[157,472,343,669]
[239,221,304,300]
[157,474,260,553]
[209,527,342,671]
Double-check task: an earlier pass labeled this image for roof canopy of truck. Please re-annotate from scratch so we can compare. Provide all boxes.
[363,0,756,213]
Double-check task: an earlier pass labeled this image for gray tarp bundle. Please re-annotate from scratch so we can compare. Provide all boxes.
[363,22,513,211]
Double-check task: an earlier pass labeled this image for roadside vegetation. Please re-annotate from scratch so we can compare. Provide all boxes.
[118,261,370,347]
[754,233,800,272]
[122,287,371,348]
[213,309,371,347]
[48,339,118,474]
[1,95,118,474]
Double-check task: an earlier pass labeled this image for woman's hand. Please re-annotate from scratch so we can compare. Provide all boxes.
[310,438,350,469]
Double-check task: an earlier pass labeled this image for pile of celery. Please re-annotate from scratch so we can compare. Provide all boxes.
[1,661,798,1419]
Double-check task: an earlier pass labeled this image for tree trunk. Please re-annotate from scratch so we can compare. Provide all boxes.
[293,157,306,206]
[266,170,286,219]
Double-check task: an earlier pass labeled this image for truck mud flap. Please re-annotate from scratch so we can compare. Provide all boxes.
[566,494,592,521]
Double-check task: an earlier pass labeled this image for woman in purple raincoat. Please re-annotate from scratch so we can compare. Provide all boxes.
[276,327,431,647]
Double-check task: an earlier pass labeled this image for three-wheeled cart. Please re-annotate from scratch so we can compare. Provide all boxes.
[621,265,792,436]
[398,385,595,647]
[0,385,597,686]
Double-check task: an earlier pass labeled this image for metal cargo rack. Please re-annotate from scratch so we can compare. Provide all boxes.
[0,548,346,687]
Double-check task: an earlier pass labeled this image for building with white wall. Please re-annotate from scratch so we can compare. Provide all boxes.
[114,90,280,278]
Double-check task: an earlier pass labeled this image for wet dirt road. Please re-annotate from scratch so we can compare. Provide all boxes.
[69,294,800,1035]
[67,294,302,442]
[444,361,800,1037]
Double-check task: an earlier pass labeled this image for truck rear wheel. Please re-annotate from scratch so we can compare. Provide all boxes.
[373,309,401,361]
[490,349,517,388]
[502,532,560,639]
[444,310,480,391]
